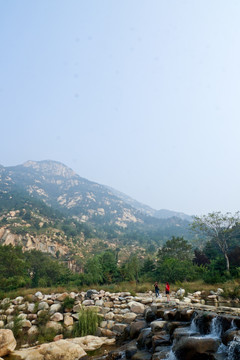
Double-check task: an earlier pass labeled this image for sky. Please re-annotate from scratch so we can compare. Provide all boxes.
[1,1,240,215]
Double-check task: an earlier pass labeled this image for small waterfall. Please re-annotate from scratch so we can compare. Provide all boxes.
[209,316,222,338]
[166,350,177,360]
[227,336,240,360]
[189,317,198,333]
[231,319,237,329]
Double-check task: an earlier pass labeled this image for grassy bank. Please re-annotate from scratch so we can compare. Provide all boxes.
[1,279,240,300]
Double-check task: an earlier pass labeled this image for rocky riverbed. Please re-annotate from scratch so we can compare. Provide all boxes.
[0,288,240,359]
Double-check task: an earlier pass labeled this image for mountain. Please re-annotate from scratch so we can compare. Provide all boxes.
[0,160,193,260]
[106,186,192,221]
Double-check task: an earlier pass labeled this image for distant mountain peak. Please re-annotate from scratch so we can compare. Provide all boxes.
[22,160,77,179]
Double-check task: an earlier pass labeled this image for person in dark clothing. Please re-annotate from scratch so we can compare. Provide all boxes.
[154,282,160,298]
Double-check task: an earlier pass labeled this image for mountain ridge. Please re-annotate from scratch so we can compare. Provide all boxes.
[0,160,193,260]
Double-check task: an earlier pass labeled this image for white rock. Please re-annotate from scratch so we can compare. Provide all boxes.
[123,312,137,323]
[38,302,49,311]
[176,288,185,297]
[128,301,145,314]
[34,291,43,299]
[27,303,36,313]
[12,339,87,360]
[0,329,16,357]
[50,312,63,322]
[49,303,62,315]
[46,321,62,332]
[82,300,95,306]
[27,325,39,336]
[64,315,73,327]
[105,312,115,320]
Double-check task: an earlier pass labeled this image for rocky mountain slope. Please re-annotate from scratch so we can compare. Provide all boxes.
[106,186,193,221]
[0,160,192,260]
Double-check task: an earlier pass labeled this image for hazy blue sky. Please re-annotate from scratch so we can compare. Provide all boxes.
[1,1,240,215]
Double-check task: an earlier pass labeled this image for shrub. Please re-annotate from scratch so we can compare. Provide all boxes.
[62,296,75,310]
[73,306,100,337]
[38,328,57,344]
[12,315,23,338]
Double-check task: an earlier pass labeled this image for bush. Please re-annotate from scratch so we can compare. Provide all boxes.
[156,258,202,283]
[73,306,100,337]
[62,296,75,310]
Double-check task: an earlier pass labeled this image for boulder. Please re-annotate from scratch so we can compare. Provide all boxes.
[137,328,152,349]
[46,321,62,333]
[222,329,240,345]
[130,320,147,339]
[173,336,220,360]
[152,332,171,350]
[82,300,95,306]
[69,335,115,351]
[34,291,43,300]
[150,320,167,333]
[38,302,49,311]
[132,350,152,360]
[49,303,62,315]
[50,312,63,322]
[86,289,99,299]
[0,329,17,357]
[144,308,156,323]
[128,301,145,314]
[123,312,137,323]
[27,303,36,313]
[56,292,69,302]
[113,323,128,333]
[64,315,74,327]
[176,289,185,297]
[12,339,87,360]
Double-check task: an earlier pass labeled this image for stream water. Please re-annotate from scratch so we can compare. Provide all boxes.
[90,316,240,360]
[163,316,240,360]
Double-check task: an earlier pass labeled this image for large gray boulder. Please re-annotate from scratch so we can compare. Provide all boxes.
[173,336,220,360]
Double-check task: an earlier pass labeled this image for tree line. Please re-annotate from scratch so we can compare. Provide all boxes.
[1,211,240,293]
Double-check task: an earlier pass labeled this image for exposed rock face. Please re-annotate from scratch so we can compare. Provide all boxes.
[0,329,16,357]
[12,339,87,360]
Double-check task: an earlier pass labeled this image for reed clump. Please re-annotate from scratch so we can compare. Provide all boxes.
[73,306,100,337]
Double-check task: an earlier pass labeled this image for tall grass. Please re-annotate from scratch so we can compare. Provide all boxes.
[73,306,100,337]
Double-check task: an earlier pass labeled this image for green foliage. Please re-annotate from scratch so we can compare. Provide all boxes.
[222,285,240,299]
[202,258,229,284]
[191,211,240,271]
[37,310,50,326]
[12,314,23,338]
[38,328,57,344]
[62,296,75,310]
[157,236,193,262]
[120,255,141,282]
[156,258,204,283]
[73,306,100,337]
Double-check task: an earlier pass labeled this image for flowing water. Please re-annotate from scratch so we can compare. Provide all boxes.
[161,316,240,360]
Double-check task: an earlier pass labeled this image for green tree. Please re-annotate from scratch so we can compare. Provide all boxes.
[84,256,103,284]
[120,255,141,282]
[99,250,119,283]
[191,212,240,272]
[157,236,193,262]
[156,258,201,283]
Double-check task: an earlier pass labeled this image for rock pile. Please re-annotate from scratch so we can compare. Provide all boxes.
[0,288,239,359]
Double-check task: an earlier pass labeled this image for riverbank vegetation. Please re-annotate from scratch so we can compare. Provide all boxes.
[1,210,240,297]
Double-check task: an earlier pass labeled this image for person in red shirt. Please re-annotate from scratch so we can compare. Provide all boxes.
[165,282,170,302]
